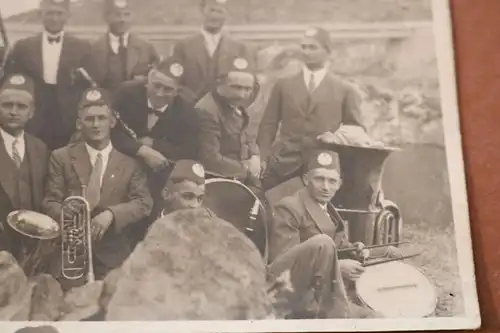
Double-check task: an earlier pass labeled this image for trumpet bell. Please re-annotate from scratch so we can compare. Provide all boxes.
[7,210,60,240]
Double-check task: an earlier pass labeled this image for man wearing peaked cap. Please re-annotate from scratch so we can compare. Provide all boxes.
[172,0,255,101]
[257,26,367,190]
[268,149,400,319]
[111,57,199,244]
[82,0,159,93]
[6,0,90,150]
[42,86,153,287]
[160,160,206,217]
[0,73,50,270]
[196,56,261,188]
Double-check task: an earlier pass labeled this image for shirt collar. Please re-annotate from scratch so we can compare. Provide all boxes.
[0,128,24,145]
[109,32,130,45]
[147,99,169,113]
[85,141,113,159]
[201,28,222,42]
[43,30,65,41]
[303,64,328,79]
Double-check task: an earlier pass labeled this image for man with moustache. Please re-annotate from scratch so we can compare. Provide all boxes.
[42,87,153,281]
[257,27,367,190]
[83,0,159,94]
[268,150,401,319]
[196,56,260,187]
[172,0,255,101]
[6,0,90,150]
[112,57,199,239]
[0,74,49,261]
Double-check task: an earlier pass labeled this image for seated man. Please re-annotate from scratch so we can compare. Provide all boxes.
[268,150,400,319]
[196,56,260,187]
[42,87,153,281]
[159,159,206,217]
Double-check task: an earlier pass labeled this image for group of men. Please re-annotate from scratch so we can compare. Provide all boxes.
[0,0,402,319]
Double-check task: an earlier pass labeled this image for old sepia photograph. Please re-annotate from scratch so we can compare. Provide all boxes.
[0,0,480,332]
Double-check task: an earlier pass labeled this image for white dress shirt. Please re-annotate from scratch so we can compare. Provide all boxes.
[85,142,113,186]
[147,99,169,130]
[303,65,328,92]
[201,29,222,57]
[109,32,130,55]
[0,128,25,163]
[42,31,64,84]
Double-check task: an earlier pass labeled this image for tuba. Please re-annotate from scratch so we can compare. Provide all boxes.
[60,185,95,283]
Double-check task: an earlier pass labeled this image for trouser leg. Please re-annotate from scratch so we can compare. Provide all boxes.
[268,234,350,318]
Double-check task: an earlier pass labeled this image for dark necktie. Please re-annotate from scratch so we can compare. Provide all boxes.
[86,153,103,212]
[11,139,22,168]
[48,36,61,44]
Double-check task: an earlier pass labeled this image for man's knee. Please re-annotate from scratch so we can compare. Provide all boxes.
[303,234,337,257]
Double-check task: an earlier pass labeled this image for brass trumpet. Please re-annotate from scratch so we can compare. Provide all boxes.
[60,185,95,283]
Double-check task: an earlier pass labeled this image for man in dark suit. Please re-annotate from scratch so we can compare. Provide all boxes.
[196,56,261,187]
[172,0,255,101]
[268,150,401,319]
[6,0,90,150]
[0,74,49,261]
[83,0,159,94]
[257,27,366,190]
[112,57,199,238]
[42,87,153,281]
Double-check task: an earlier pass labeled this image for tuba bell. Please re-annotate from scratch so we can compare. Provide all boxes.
[60,185,95,283]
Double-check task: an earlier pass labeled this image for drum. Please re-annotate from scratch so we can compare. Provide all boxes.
[355,261,437,318]
[203,178,269,263]
[6,210,60,277]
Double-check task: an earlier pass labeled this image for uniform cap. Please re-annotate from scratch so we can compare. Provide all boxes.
[304,27,332,53]
[306,150,340,172]
[103,0,130,15]
[168,160,206,185]
[218,56,255,79]
[0,74,35,98]
[41,0,70,10]
[150,57,184,84]
[78,88,111,110]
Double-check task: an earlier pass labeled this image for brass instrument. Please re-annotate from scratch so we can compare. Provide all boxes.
[60,185,95,283]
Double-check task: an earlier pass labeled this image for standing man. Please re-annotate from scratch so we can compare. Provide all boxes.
[42,87,153,281]
[268,150,401,318]
[83,0,159,93]
[196,56,260,187]
[0,74,49,260]
[257,27,366,190]
[6,0,90,150]
[172,0,255,101]
[112,57,199,239]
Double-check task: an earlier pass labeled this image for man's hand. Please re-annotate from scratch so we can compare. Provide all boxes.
[385,246,403,259]
[138,136,154,147]
[317,131,349,145]
[352,242,370,261]
[243,155,261,178]
[339,259,365,281]
[137,145,169,172]
[91,210,114,242]
[62,199,86,219]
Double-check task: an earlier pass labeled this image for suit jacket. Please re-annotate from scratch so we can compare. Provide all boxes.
[111,81,199,160]
[196,91,259,180]
[42,142,153,269]
[6,33,90,146]
[172,33,254,101]
[83,33,159,92]
[257,71,364,178]
[269,188,352,264]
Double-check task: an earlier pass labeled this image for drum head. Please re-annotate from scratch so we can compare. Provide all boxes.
[7,210,60,240]
[356,261,437,317]
[204,179,268,262]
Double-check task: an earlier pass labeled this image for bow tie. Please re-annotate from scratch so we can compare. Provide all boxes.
[47,36,61,44]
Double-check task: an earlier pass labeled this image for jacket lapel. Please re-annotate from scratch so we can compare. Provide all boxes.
[100,149,125,204]
[57,34,72,82]
[0,137,16,205]
[307,73,333,114]
[69,142,92,189]
[25,134,43,207]
[289,72,311,114]
[32,34,44,78]
[193,34,210,79]
[126,34,140,78]
[300,189,335,237]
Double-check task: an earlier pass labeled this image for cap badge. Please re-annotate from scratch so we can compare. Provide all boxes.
[170,63,184,77]
[305,28,318,37]
[114,0,128,8]
[233,58,248,70]
[317,152,333,166]
[9,75,25,85]
[215,0,228,4]
[192,163,205,178]
[53,0,65,3]
[86,90,102,101]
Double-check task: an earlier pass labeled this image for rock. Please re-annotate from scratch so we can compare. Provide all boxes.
[29,274,64,321]
[59,281,104,321]
[0,251,33,320]
[105,208,273,320]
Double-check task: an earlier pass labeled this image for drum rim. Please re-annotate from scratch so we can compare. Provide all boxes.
[355,261,438,317]
[7,209,60,240]
[204,178,269,264]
